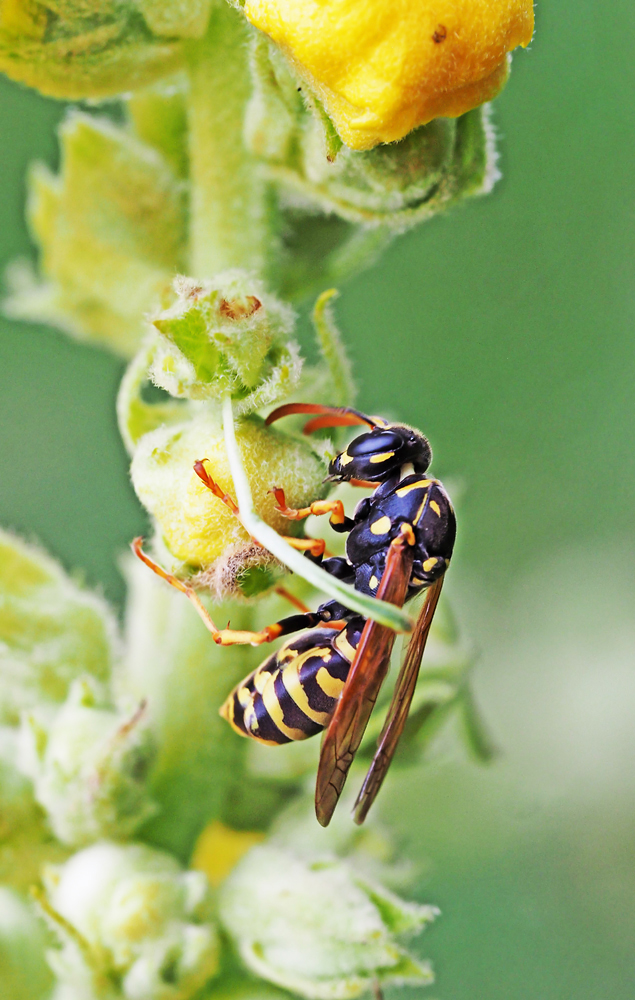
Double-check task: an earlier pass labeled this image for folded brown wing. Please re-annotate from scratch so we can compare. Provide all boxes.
[353,577,444,825]
[315,536,414,827]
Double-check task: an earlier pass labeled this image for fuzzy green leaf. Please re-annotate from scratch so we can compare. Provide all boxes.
[5,112,187,357]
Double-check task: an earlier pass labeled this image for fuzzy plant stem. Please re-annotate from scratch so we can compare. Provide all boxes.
[186,3,270,277]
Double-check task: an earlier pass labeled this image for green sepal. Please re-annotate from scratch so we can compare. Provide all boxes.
[116,339,189,455]
[148,273,303,411]
[266,106,497,230]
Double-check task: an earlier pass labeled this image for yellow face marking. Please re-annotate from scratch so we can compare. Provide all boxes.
[430,500,441,516]
[369,575,378,590]
[370,515,391,535]
[315,666,345,699]
[369,451,395,464]
[396,479,433,497]
[339,451,354,466]
[334,629,357,663]
[423,557,439,572]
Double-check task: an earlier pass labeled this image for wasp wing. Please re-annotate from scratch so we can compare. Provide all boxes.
[315,536,414,827]
[353,576,444,825]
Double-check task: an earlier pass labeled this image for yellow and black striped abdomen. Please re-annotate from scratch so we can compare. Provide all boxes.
[220,619,365,746]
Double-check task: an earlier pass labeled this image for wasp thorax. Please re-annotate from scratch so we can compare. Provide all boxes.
[329,424,432,482]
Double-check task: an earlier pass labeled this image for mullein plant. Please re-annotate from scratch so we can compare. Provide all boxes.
[0,1,533,997]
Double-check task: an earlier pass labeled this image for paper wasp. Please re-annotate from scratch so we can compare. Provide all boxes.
[134,403,455,826]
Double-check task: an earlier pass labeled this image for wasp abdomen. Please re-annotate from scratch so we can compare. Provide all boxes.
[220,619,365,746]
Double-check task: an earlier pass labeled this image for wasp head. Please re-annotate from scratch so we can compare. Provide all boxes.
[328,423,431,483]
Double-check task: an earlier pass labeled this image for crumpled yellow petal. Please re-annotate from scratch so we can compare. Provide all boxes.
[244,0,534,150]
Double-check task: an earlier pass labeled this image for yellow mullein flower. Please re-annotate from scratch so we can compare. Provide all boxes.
[243,0,534,150]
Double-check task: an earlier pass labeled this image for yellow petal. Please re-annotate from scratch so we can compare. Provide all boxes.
[191,820,264,887]
[244,0,534,150]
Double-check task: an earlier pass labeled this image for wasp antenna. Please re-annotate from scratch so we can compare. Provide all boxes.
[265,403,378,433]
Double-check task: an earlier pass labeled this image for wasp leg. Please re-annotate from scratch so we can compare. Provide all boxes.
[195,462,325,556]
[132,538,306,646]
[274,585,311,614]
[271,487,354,533]
[132,538,342,646]
[194,460,244,520]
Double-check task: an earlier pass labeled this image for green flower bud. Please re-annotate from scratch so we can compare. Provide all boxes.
[0,1,185,101]
[149,273,301,410]
[19,679,158,847]
[0,529,116,726]
[5,112,187,358]
[42,842,220,1000]
[219,845,437,999]
[0,887,52,1000]
[294,106,498,228]
[130,409,326,574]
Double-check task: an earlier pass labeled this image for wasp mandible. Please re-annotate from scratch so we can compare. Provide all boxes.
[134,403,456,826]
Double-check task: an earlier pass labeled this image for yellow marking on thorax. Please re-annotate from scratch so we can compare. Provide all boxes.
[429,500,441,516]
[370,515,391,535]
[369,451,395,463]
[369,575,378,590]
[396,478,434,497]
[339,451,354,466]
[315,666,345,699]
[423,557,439,572]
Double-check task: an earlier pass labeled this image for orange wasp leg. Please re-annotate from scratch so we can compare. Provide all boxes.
[271,487,347,530]
[131,538,291,646]
[195,462,325,558]
[273,585,311,614]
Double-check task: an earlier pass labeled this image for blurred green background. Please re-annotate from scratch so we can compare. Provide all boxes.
[1,1,634,997]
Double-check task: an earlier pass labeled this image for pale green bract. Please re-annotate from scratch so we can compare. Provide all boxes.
[219,845,437,999]
[40,841,220,1000]
[18,678,158,848]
